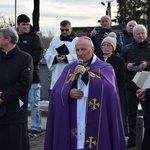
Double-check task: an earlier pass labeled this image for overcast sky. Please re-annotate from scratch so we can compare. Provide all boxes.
[0,0,118,35]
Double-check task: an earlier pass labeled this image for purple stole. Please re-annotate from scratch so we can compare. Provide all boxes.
[84,76,103,149]
[69,81,77,150]
[66,66,103,150]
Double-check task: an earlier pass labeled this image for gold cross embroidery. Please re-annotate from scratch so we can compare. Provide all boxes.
[85,136,96,149]
[89,72,100,78]
[65,74,75,84]
[88,98,100,110]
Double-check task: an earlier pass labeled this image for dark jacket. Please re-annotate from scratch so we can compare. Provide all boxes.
[120,39,150,90]
[0,46,33,124]
[89,27,123,57]
[99,54,125,105]
[122,30,134,47]
[17,25,43,83]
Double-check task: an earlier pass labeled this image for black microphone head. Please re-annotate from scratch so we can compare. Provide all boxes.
[78,59,83,65]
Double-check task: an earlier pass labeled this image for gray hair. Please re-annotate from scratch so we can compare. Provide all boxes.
[133,24,147,35]
[126,20,137,27]
[0,27,18,44]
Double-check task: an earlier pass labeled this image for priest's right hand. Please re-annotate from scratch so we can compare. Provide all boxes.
[69,88,83,99]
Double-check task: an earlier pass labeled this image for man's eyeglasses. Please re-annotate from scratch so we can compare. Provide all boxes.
[60,29,69,32]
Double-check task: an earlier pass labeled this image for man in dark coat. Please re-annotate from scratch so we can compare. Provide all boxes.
[122,20,137,47]
[0,27,33,150]
[89,15,123,57]
[17,14,44,137]
[120,24,150,148]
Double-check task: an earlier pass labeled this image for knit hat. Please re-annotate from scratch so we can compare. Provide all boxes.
[17,14,30,24]
[101,32,117,51]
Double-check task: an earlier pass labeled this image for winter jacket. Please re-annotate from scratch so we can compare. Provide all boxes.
[122,30,134,47]
[89,27,123,57]
[120,39,150,90]
[17,25,43,83]
[99,53,125,105]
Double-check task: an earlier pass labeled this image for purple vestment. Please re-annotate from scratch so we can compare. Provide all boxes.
[44,57,126,150]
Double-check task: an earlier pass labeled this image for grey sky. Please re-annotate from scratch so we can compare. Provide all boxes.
[0,0,117,35]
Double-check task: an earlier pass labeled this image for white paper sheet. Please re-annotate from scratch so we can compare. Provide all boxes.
[132,71,150,89]
[19,99,24,107]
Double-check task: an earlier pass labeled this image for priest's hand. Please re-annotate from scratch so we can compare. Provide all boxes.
[69,88,83,99]
[74,65,86,76]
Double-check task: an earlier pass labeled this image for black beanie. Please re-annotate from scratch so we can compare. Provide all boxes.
[17,14,30,24]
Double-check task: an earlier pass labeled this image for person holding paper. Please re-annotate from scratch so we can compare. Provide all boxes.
[44,36,126,150]
[120,24,150,148]
[45,20,78,91]
[136,88,150,150]
[0,27,33,150]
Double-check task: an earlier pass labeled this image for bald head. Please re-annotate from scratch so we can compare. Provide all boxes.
[75,36,94,63]
[101,15,111,22]
[100,15,112,29]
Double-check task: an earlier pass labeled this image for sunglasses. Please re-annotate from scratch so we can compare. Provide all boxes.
[60,29,69,32]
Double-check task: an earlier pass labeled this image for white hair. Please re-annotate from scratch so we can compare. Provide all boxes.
[133,24,147,35]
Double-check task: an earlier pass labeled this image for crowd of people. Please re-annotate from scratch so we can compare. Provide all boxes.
[0,13,149,150]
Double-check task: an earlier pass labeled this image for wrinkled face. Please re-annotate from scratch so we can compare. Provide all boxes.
[60,24,72,37]
[101,42,113,55]
[133,27,147,43]
[75,38,94,63]
[17,22,30,34]
[100,16,111,29]
[126,22,137,33]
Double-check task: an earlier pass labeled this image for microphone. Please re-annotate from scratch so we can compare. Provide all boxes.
[78,59,83,65]
[75,59,83,80]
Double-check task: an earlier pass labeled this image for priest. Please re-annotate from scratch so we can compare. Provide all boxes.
[44,36,126,150]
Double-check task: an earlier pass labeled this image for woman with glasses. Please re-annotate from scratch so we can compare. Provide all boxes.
[99,32,127,136]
